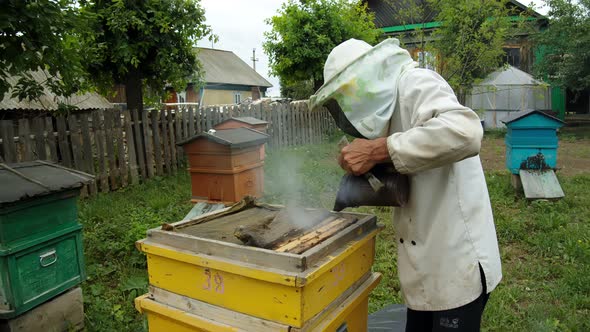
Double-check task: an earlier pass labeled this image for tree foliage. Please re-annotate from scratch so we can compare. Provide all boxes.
[80,0,215,111]
[263,0,380,94]
[0,0,89,103]
[534,0,590,92]
[429,0,514,100]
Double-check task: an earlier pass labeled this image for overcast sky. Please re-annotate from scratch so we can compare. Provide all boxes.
[197,0,549,97]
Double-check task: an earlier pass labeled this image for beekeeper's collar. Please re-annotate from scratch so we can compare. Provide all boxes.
[310,38,417,139]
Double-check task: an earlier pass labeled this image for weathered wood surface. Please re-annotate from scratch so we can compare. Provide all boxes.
[233,208,333,249]
[519,169,565,200]
[123,109,139,185]
[151,110,163,176]
[142,109,154,178]
[33,117,47,160]
[1,120,16,163]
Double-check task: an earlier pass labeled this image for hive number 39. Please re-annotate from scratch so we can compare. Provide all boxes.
[202,269,224,294]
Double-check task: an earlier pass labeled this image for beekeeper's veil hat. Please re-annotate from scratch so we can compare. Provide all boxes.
[310,38,417,139]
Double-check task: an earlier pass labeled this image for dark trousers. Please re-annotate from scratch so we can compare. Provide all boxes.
[405,265,490,332]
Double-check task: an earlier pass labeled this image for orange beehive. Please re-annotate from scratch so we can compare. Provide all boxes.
[178,128,269,204]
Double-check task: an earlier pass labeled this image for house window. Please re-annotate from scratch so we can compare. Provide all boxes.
[234,92,241,104]
[504,47,521,68]
[177,91,186,103]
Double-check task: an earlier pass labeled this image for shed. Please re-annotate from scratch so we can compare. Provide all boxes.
[467,66,552,129]
[502,110,565,200]
[0,70,112,115]
[178,128,269,204]
[0,161,92,318]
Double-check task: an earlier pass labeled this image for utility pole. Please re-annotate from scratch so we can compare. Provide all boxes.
[251,48,259,71]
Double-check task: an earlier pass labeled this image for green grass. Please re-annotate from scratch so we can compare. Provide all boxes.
[80,136,590,331]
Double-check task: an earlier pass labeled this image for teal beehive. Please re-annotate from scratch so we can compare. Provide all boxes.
[502,110,564,174]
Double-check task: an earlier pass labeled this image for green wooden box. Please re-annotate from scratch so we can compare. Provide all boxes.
[0,226,86,319]
[0,190,80,252]
[0,161,93,319]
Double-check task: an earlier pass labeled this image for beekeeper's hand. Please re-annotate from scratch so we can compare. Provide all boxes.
[338,137,390,176]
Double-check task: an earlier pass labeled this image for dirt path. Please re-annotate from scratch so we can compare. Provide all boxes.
[480,137,590,176]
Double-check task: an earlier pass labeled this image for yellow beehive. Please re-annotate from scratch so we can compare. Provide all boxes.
[136,206,381,328]
[135,273,382,332]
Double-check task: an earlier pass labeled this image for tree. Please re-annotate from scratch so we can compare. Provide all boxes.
[0,0,89,104]
[429,0,515,102]
[263,0,380,94]
[80,0,215,111]
[534,0,590,93]
[280,78,314,100]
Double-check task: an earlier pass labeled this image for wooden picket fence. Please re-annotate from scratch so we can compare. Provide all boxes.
[0,101,337,195]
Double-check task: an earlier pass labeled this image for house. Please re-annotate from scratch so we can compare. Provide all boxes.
[0,70,112,118]
[364,0,546,74]
[166,48,273,107]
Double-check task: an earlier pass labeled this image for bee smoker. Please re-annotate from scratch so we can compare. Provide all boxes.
[333,163,410,211]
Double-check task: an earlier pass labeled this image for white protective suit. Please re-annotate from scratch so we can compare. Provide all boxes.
[310,38,502,311]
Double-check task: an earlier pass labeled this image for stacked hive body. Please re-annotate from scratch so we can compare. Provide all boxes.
[178,128,269,204]
[0,161,91,331]
[135,205,382,331]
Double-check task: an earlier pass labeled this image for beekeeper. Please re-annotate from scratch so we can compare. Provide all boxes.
[310,38,502,331]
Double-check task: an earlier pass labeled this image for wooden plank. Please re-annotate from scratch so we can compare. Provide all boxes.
[113,109,128,188]
[161,110,171,174]
[151,110,163,176]
[303,214,377,268]
[123,110,139,185]
[188,106,195,137]
[67,114,84,171]
[17,119,32,161]
[296,103,303,145]
[274,217,350,254]
[0,120,17,163]
[206,106,213,131]
[271,103,279,149]
[175,108,183,167]
[149,286,290,332]
[92,110,109,192]
[79,112,97,195]
[278,104,284,146]
[103,111,119,189]
[44,117,58,162]
[33,117,47,160]
[520,169,565,200]
[144,230,306,272]
[132,109,147,180]
[142,109,154,178]
[55,116,72,166]
[168,111,177,172]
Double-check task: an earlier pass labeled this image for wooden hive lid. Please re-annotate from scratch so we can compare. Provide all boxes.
[177,127,269,149]
[215,116,268,127]
[0,161,94,205]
